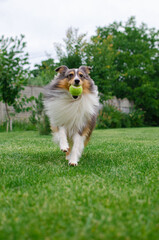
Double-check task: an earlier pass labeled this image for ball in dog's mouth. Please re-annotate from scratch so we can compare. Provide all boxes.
[69,85,83,99]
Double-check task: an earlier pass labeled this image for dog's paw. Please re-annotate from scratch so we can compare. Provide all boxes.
[61,147,69,152]
[69,157,78,166]
[60,143,69,152]
[69,161,78,166]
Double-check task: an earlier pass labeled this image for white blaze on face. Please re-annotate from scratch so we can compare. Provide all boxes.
[75,69,79,80]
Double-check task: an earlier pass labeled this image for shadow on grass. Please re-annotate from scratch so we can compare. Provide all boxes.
[21,146,120,177]
[2,144,124,192]
[1,139,122,181]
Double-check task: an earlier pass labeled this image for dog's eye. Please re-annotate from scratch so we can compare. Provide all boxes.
[79,74,83,78]
[68,74,73,78]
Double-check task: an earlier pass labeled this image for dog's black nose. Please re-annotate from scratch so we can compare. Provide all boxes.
[75,79,80,85]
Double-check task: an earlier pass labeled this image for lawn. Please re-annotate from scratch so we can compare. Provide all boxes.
[0,128,159,240]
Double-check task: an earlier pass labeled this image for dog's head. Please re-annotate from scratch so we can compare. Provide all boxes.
[55,65,93,99]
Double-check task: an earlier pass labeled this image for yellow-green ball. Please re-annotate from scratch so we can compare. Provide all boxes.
[69,85,83,96]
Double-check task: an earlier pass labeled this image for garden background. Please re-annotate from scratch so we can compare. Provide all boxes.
[0,17,159,132]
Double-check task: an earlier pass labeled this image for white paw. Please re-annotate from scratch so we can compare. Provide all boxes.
[69,161,78,166]
[69,157,78,166]
[60,144,69,152]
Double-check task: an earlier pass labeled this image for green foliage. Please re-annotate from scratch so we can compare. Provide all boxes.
[129,108,145,127]
[37,113,51,135]
[0,120,36,132]
[29,93,51,135]
[85,34,115,100]
[0,35,29,105]
[96,105,127,129]
[54,27,87,68]
[28,18,159,126]
[0,35,30,131]
[59,54,82,69]
[134,84,159,125]
[13,95,35,113]
[88,17,159,125]
[96,104,145,129]
[28,58,56,86]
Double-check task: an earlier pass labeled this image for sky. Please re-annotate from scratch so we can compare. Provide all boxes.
[0,0,159,69]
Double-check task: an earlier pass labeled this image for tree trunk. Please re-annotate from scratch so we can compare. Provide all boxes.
[6,121,9,132]
[5,102,11,132]
[10,119,12,131]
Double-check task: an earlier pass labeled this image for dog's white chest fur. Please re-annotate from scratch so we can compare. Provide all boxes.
[44,90,99,137]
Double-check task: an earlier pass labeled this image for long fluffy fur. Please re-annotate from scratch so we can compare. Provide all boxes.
[44,65,100,166]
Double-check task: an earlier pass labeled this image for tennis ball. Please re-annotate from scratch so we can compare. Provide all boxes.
[69,85,83,96]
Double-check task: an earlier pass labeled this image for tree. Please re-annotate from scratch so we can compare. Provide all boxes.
[85,33,116,101]
[86,17,159,125]
[0,35,30,131]
[29,58,56,86]
[54,27,87,68]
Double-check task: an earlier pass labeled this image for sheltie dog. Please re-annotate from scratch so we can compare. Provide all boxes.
[44,65,100,166]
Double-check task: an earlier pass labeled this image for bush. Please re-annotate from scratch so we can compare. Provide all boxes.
[37,114,51,135]
[96,104,145,129]
[0,121,6,132]
[129,109,145,127]
[0,94,51,134]
[96,105,124,129]
[0,120,36,132]
[29,93,51,135]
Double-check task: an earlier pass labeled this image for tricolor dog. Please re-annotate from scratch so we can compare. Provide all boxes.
[44,65,100,166]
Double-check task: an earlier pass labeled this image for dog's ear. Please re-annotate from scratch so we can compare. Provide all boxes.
[79,66,92,75]
[55,65,68,75]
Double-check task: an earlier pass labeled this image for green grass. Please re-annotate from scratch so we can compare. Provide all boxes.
[0,128,159,240]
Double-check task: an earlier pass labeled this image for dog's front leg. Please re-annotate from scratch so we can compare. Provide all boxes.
[69,133,85,166]
[58,126,69,152]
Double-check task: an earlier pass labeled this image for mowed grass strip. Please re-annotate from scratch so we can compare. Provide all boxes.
[0,128,159,240]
